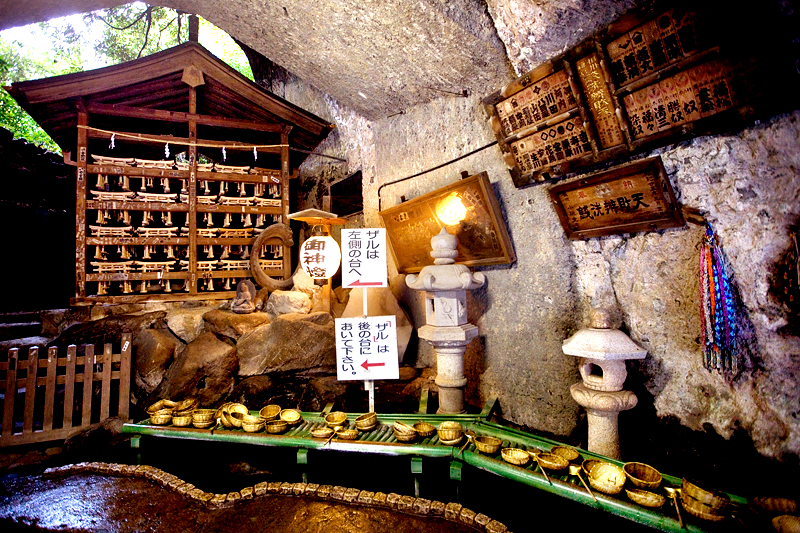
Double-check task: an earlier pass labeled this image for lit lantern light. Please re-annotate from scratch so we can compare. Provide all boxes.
[435,192,467,226]
[300,234,341,279]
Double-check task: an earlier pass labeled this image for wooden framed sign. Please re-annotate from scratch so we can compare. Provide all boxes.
[379,172,515,274]
[548,157,685,239]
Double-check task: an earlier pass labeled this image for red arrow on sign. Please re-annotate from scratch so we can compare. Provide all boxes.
[361,360,386,370]
[349,280,384,286]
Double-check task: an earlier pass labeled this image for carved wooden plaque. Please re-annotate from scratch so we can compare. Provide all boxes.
[548,157,684,239]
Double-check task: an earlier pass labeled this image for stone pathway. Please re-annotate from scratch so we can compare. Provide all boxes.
[0,463,510,533]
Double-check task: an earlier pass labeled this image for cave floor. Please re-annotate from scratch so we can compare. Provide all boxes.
[0,473,478,533]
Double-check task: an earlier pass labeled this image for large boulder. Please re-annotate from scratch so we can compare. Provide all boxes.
[265,290,312,316]
[164,305,211,343]
[299,375,358,412]
[48,311,166,349]
[203,309,270,341]
[292,268,324,312]
[225,375,275,407]
[341,287,414,363]
[152,332,237,407]
[133,328,182,398]
[237,312,335,376]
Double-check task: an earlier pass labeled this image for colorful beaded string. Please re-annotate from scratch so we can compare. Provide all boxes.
[700,222,740,377]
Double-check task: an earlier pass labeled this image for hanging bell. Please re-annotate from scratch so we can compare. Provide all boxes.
[223,213,231,228]
[166,245,175,259]
[220,245,230,260]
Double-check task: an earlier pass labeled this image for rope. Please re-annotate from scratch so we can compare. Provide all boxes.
[77,125,288,150]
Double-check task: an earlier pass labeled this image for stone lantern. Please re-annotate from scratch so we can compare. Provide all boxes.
[406,228,485,413]
[563,308,646,459]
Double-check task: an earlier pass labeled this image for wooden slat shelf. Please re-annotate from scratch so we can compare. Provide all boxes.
[87,237,189,245]
[196,205,282,215]
[85,272,189,282]
[85,165,280,184]
[86,200,188,211]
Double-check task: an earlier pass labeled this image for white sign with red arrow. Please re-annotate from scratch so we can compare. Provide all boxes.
[341,228,388,289]
[335,315,399,381]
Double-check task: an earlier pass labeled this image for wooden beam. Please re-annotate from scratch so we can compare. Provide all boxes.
[188,86,198,295]
[84,102,283,133]
[86,129,282,153]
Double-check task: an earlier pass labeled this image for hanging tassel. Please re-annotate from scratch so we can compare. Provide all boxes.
[253,146,257,161]
[700,222,741,379]
[165,143,170,159]
[222,146,227,161]
[110,133,115,150]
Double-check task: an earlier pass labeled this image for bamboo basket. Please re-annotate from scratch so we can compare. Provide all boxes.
[172,414,193,427]
[259,404,281,421]
[437,421,463,442]
[751,497,799,515]
[311,427,335,439]
[536,453,569,471]
[474,436,502,454]
[681,478,729,521]
[501,447,530,466]
[355,412,377,430]
[336,429,359,440]
[225,404,249,428]
[150,413,172,425]
[588,463,626,495]
[624,462,662,489]
[550,446,581,463]
[413,422,436,438]
[325,411,347,428]
[393,427,418,442]
[393,421,416,435]
[265,420,288,434]
[192,409,216,425]
[174,397,198,413]
[279,409,303,426]
[147,400,173,415]
[582,458,602,477]
[626,488,666,508]
[242,418,265,433]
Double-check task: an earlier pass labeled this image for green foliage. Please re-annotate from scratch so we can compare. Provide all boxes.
[0,3,255,151]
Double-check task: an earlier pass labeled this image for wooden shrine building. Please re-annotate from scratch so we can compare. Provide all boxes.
[7,42,334,305]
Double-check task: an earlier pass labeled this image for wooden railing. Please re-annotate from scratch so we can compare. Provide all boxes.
[0,333,132,446]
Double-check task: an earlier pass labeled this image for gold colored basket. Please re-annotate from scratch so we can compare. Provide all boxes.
[501,447,530,466]
[413,422,436,438]
[393,430,418,443]
[242,419,265,433]
[588,462,626,495]
[393,421,416,435]
[225,403,249,428]
[536,452,569,471]
[147,400,172,415]
[279,409,303,426]
[259,404,281,421]
[311,427,335,439]
[354,412,377,430]
[192,409,216,424]
[265,420,288,434]
[624,462,662,490]
[150,413,172,426]
[193,419,216,429]
[474,436,502,454]
[681,478,730,521]
[437,421,463,442]
[582,458,602,477]
[336,429,359,440]
[172,415,193,427]
[626,488,666,508]
[325,411,347,428]
[550,446,581,463]
[174,397,198,412]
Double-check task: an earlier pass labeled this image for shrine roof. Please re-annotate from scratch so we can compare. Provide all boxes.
[6,42,334,167]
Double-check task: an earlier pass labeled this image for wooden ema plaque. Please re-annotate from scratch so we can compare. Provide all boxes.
[483,0,772,188]
[548,157,684,239]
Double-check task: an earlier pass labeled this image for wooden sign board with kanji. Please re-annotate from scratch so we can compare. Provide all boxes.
[482,0,787,188]
[548,157,685,239]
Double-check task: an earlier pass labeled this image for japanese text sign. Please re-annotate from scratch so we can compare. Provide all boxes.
[341,228,387,288]
[335,316,399,381]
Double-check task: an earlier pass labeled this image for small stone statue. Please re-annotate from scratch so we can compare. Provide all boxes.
[231,280,257,314]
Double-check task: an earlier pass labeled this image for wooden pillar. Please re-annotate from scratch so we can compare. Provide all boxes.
[280,126,291,281]
[188,14,199,43]
[188,87,198,294]
[75,103,89,298]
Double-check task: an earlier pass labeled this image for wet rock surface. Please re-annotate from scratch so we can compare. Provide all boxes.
[0,474,478,533]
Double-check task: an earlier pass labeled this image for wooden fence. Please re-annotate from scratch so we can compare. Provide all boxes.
[0,333,132,446]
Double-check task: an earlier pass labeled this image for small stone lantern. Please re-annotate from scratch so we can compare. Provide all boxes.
[563,308,646,459]
[406,228,485,413]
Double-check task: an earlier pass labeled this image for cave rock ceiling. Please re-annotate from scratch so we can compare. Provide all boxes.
[0,0,515,119]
